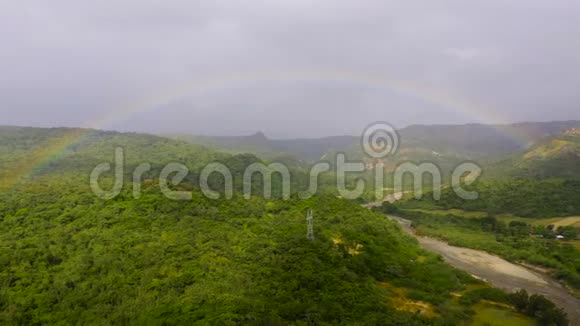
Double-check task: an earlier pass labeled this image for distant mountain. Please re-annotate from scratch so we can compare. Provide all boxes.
[400,120,580,156]
[169,132,357,161]
[173,131,273,154]
[168,121,580,172]
[485,127,580,179]
[5,121,576,189]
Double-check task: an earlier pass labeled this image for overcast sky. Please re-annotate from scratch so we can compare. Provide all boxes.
[1,0,579,138]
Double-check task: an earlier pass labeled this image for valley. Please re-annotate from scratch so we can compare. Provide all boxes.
[383,214,580,323]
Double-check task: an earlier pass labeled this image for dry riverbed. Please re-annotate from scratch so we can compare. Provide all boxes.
[387,215,580,324]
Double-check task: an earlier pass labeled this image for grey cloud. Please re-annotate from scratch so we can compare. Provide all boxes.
[1,0,579,137]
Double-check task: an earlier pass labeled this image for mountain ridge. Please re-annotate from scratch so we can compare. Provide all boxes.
[167,120,580,162]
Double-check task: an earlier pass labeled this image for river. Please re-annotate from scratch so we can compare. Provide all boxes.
[386,214,580,324]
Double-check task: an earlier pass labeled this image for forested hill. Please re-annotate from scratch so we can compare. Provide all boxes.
[484,128,580,179]
[0,180,494,324]
[391,127,580,222]
[0,126,333,199]
[0,126,225,177]
[400,178,580,218]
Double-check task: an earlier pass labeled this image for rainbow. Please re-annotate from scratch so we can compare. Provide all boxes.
[1,68,520,189]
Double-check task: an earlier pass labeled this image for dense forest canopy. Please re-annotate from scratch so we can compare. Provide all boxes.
[1,179,487,324]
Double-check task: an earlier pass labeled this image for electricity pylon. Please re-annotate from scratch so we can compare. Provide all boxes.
[306,209,314,241]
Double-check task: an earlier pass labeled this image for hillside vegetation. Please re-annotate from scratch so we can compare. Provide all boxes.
[400,178,580,218]
[0,179,495,325]
[485,128,580,179]
[0,126,573,325]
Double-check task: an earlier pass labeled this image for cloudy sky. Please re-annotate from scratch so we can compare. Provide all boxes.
[1,0,579,138]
